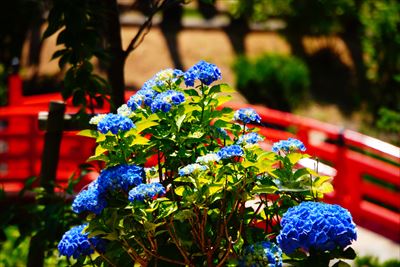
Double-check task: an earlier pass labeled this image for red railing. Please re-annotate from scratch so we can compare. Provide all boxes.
[1,76,399,242]
[227,103,400,242]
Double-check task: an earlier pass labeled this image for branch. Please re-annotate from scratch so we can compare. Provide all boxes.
[124,0,174,58]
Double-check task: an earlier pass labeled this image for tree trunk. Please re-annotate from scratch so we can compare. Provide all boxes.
[103,0,126,112]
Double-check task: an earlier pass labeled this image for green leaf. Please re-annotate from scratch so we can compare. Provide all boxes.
[252,185,278,194]
[77,129,98,138]
[135,120,159,133]
[341,247,356,260]
[332,261,351,267]
[287,152,304,165]
[175,186,186,196]
[176,114,186,130]
[94,145,107,157]
[131,136,150,145]
[215,94,232,106]
[143,222,163,233]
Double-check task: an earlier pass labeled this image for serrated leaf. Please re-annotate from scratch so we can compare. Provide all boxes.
[77,129,98,138]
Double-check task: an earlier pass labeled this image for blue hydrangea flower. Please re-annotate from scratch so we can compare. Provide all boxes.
[128,182,166,202]
[97,113,135,134]
[184,60,222,86]
[153,68,184,87]
[271,138,306,153]
[127,88,158,110]
[117,104,133,117]
[239,241,283,267]
[178,163,208,176]
[277,202,357,254]
[196,153,221,164]
[89,114,106,125]
[97,164,144,194]
[216,127,228,138]
[72,180,107,215]
[234,108,262,124]
[237,132,264,145]
[150,90,185,113]
[217,145,244,159]
[58,224,106,259]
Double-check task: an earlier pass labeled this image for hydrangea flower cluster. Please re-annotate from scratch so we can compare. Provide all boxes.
[184,60,222,86]
[234,108,262,124]
[117,104,133,117]
[127,88,158,110]
[72,180,107,215]
[272,138,306,153]
[128,182,166,202]
[217,145,244,159]
[277,201,357,254]
[153,68,183,87]
[97,113,135,134]
[237,132,264,145]
[89,114,106,125]
[97,164,144,192]
[58,224,106,259]
[179,163,208,176]
[239,241,283,267]
[150,90,185,113]
[72,164,144,214]
[196,153,221,164]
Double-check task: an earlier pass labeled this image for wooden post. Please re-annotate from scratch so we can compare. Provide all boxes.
[39,101,66,193]
[27,101,65,267]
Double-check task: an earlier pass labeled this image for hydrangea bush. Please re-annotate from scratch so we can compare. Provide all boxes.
[59,60,357,266]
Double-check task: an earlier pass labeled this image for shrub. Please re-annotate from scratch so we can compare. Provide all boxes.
[233,54,310,111]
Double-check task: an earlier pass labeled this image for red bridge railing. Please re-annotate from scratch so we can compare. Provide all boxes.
[1,76,399,242]
[227,103,400,242]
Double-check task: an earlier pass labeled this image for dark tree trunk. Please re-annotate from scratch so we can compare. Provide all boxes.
[103,0,126,112]
[160,1,184,70]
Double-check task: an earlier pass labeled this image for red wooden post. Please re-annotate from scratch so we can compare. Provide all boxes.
[7,74,23,106]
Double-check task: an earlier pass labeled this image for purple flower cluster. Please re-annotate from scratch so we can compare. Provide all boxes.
[58,224,106,259]
[184,60,222,86]
[128,182,166,202]
[72,164,144,214]
[237,132,264,145]
[277,202,357,254]
[239,241,283,267]
[234,108,261,124]
[271,138,306,153]
[150,90,185,113]
[217,145,244,159]
[97,113,135,134]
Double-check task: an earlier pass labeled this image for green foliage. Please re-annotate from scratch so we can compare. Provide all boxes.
[233,54,310,111]
[44,0,110,113]
[361,0,400,113]
[376,108,400,133]
[355,255,400,267]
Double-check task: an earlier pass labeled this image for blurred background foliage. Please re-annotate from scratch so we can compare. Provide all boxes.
[0,0,398,134]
